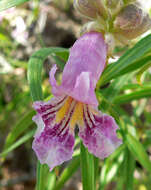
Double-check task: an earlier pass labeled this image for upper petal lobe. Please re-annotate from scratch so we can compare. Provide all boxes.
[49,32,107,107]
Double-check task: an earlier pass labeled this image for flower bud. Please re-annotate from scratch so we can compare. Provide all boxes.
[113,3,151,39]
[74,0,107,19]
[80,21,102,34]
[80,18,107,35]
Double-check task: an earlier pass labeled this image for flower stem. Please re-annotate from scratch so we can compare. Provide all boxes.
[36,161,43,190]
[80,142,95,190]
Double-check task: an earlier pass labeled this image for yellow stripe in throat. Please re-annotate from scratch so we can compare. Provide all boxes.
[56,97,73,123]
[70,102,84,128]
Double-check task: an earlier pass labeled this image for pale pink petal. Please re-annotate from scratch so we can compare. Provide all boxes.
[79,107,122,158]
[32,123,74,171]
[49,65,64,96]
[32,96,75,170]
[66,72,98,107]
[49,32,107,107]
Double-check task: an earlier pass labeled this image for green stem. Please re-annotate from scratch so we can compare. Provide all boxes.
[54,156,80,190]
[80,142,95,190]
[94,157,99,190]
[36,162,44,190]
[123,149,135,190]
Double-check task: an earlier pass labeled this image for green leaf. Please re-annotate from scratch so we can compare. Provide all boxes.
[54,156,80,190]
[126,133,151,173]
[36,164,56,190]
[113,87,151,104]
[27,47,68,101]
[123,148,135,190]
[98,73,133,100]
[0,0,29,11]
[121,83,151,90]
[80,142,95,190]
[3,110,35,150]
[36,162,45,190]
[94,157,99,189]
[0,130,35,157]
[45,172,56,190]
[136,62,151,84]
[98,34,151,86]
[99,145,125,190]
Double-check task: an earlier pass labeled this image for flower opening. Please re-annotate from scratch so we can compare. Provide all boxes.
[32,32,122,170]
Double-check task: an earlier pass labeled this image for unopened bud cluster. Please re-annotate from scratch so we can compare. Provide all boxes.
[114,3,151,39]
[74,0,151,55]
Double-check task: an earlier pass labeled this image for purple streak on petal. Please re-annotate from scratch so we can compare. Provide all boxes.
[33,96,66,127]
[49,32,107,107]
[79,107,122,158]
[32,96,75,170]
[32,96,66,138]
[33,96,66,114]
[32,126,75,171]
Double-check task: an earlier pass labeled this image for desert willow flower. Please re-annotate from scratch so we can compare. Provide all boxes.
[32,32,122,170]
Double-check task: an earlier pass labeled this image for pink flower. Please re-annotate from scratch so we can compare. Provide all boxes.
[32,32,122,170]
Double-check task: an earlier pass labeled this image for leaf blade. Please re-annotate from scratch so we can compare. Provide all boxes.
[98,34,151,86]
[0,0,29,11]
[113,87,151,104]
[4,110,35,150]
[80,142,95,190]
[126,133,151,173]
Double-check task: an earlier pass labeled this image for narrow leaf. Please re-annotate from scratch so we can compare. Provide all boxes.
[136,62,151,84]
[123,148,135,190]
[36,162,44,190]
[113,87,151,104]
[0,130,35,157]
[0,0,29,11]
[45,172,56,190]
[98,34,151,86]
[99,145,125,190]
[27,47,68,101]
[80,142,95,190]
[126,133,151,173]
[4,110,35,150]
[54,156,80,190]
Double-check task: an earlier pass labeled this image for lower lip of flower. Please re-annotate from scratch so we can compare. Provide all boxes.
[33,94,122,170]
